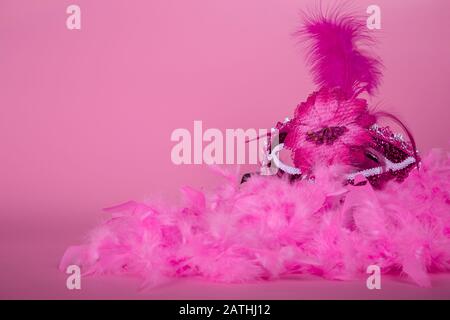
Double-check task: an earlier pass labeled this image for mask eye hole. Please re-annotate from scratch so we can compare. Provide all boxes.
[365,151,380,164]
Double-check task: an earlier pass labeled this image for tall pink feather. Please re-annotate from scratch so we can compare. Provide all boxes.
[298,9,382,97]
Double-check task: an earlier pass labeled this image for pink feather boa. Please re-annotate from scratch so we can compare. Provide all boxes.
[61,149,450,287]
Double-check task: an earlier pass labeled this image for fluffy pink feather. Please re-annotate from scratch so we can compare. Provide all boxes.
[298,9,382,97]
[61,150,450,287]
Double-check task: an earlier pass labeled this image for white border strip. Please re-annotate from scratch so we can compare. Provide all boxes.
[267,144,416,180]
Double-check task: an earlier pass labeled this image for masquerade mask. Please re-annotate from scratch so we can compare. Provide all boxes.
[255,13,419,187]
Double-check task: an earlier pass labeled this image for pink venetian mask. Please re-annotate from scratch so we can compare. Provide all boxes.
[254,13,419,187]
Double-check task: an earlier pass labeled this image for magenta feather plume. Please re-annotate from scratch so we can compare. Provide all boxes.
[298,9,382,97]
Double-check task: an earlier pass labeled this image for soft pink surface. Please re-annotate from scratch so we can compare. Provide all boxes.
[1,0,450,299]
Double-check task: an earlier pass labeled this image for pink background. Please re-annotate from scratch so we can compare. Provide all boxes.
[0,0,449,299]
